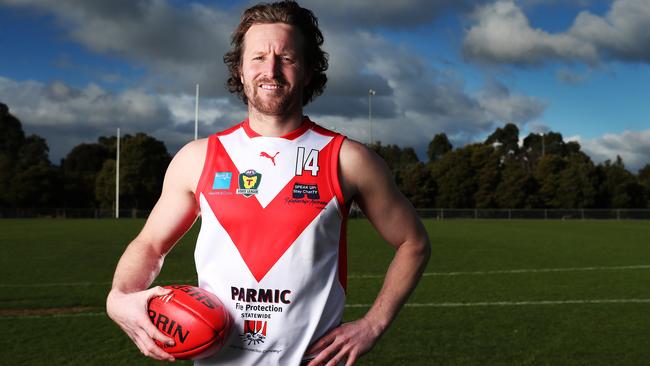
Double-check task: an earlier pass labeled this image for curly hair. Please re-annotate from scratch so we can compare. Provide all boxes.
[223,1,328,106]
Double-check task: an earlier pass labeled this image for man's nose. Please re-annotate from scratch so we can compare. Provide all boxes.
[262,56,281,78]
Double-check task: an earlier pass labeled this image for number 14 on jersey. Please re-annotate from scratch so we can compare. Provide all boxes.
[295,147,319,176]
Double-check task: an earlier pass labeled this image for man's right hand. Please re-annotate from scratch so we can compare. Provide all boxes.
[106,286,177,362]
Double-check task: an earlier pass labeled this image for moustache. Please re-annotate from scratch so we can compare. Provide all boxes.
[256,78,287,87]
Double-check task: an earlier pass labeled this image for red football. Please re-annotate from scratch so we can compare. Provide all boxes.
[147,285,231,360]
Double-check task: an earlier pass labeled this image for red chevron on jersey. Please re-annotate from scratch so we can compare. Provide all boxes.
[203,140,336,282]
[195,119,346,283]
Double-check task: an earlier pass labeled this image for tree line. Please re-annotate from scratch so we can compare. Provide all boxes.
[0,103,170,211]
[1,102,649,210]
[371,124,650,209]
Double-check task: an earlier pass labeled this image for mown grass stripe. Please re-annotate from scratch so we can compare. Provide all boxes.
[3,264,650,288]
[4,298,650,320]
[345,298,650,308]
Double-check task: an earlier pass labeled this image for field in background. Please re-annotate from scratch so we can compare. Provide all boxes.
[1,219,650,365]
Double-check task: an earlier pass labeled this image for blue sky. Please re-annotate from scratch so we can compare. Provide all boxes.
[1,0,649,171]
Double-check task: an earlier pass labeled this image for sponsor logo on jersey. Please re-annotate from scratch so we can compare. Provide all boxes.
[236,170,261,197]
[260,151,279,166]
[285,183,328,209]
[292,183,320,200]
[241,320,267,345]
[231,286,292,304]
[212,172,232,190]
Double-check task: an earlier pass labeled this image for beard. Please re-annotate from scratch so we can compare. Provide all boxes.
[244,77,303,116]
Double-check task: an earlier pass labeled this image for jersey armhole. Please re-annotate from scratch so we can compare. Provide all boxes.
[328,134,347,216]
[194,135,217,206]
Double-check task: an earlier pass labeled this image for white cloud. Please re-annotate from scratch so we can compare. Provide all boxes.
[0,76,246,161]
[0,0,235,96]
[463,0,650,66]
[0,0,547,162]
[477,80,546,124]
[574,130,650,171]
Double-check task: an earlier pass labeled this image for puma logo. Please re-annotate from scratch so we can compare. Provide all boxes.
[260,151,279,166]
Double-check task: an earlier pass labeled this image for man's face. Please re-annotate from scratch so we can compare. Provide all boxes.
[240,23,309,116]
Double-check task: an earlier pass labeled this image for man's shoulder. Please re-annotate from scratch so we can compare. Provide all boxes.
[175,138,209,161]
[340,138,374,165]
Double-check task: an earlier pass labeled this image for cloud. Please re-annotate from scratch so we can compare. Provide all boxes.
[0,76,246,162]
[299,0,484,29]
[477,80,546,124]
[0,0,548,163]
[306,30,547,156]
[572,130,650,172]
[463,0,650,66]
[0,0,236,96]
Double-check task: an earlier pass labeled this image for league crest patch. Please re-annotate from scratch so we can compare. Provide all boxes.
[236,170,262,197]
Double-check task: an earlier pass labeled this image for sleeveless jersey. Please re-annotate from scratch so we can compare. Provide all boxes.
[193,117,348,365]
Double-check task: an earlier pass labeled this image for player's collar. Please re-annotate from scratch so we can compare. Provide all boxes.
[242,116,314,140]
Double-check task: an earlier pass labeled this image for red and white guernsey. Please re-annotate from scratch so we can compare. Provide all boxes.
[193,117,348,365]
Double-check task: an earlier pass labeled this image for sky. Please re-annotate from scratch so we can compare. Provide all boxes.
[0,0,649,171]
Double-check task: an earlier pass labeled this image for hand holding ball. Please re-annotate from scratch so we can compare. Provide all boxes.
[148,285,231,360]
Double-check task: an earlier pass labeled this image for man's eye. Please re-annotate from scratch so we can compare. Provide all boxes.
[253,56,264,61]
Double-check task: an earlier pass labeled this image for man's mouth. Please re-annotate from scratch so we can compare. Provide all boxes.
[260,84,282,90]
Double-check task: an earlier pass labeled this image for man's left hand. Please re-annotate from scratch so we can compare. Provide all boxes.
[305,317,383,366]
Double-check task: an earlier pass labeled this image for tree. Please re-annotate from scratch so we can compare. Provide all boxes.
[485,123,519,154]
[369,141,419,173]
[431,144,487,208]
[473,145,501,208]
[639,164,650,208]
[95,133,171,210]
[427,133,452,162]
[0,102,26,157]
[95,159,116,211]
[596,157,646,208]
[0,103,60,207]
[399,162,436,208]
[0,102,26,206]
[62,143,111,208]
[494,156,538,208]
[533,155,566,208]
[555,152,598,208]
[522,131,568,169]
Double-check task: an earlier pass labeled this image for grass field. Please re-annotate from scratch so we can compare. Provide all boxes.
[1,218,650,365]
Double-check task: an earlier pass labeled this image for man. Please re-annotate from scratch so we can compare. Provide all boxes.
[106,1,430,365]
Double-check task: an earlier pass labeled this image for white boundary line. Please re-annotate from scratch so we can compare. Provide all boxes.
[4,298,650,320]
[2,264,650,288]
[346,298,650,308]
[348,264,650,279]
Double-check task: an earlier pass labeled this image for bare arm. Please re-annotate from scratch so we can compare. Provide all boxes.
[307,139,431,366]
[106,139,206,361]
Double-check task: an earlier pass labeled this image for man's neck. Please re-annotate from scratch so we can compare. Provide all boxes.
[247,108,304,137]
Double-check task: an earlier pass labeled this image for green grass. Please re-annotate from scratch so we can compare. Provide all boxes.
[1,219,650,365]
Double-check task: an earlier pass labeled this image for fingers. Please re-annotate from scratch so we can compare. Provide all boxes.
[107,287,177,361]
[344,349,358,366]
[147,286,173,300]
[144,286,176,346]
[325,344,349,366]
[135,328,175,362]
[145,319,176,347]
[308,338,344,366]
[306,331,336,355]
